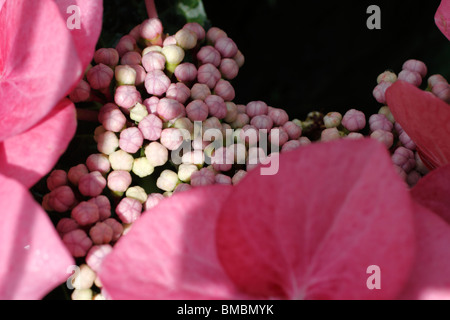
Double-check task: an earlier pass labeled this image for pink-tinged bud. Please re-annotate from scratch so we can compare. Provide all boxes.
[268,127,289,146]
[399,130,416,150]
[394,122,404,135]
[56,219,79,238]
[157,98,185,121]
[177,164,198,182]
[231,169,247,185]
[223,102,238,123]
[107,170,132,193]
[370,129,394,148]
[190,83,211,100]
[87,195,111,221]
[143,96,160,114]
[246,101,268,118]
[119,127,144,154]
[161,45,185,65]
[323,112,342,128]
[398,70,422,87]
[174,117,194,134]
[47,169,68,191]
[94,125,106,142]
[89,222,113,245]
[181,150,205,165]
[98,103,126,132]
[369,114,393,132]
[215,173,232,185]
[214,79,235,101]
[372,81,392,104]
[156,170,180,192]
[144,193,165,211]
[97,131,119,155]
[321,127,341,142]
[109,150,134,171]
[267,108,289,127]
[68,164,89,186]
[142,51,166,72]
[103,218,124,241]
[71,201,99,226]
[190,167,216,186]
[406,170,421,187]
[130,64,146,86]
[206,27,227,44]
[233,50,245,68]
[174,62,197,83]
[281,140,301,153]
[94,48,119,67]
[219,58,239,80]
[211,147,234,172]
[428,74,448,87]
[393,164,407,181]
[215,37,238,58]
[145,142,169,167]
[298,136,312,145]
[86,153,111,175]
[48,186,76,212]
[160,128,186,151]
[342,109,366,131]
[376,70,397,84]
[114,65,137,86]
[432,81,450,103]
[392,146,415,173]
[173,183,193,194]
[246,147,267,171]
[132,157,154,178]
[197,46,221,66]
[69,79,91,102]
[62,229,92,258]
[205,95,227,119]
[140,18,164,44]
[86,63,113,90]
[175,28,197,50]
[166,82,191,104]
[282,121,302,139]
[250,114,273,131]
[86,244,113,273]
[116,35,137,57]
[183,22,205,42]
[145,70,171,96]
[78,171,107,197]
[186,100,209,122]
[138,114,163,141]
[197,63,221,89]
[239,124,259,145]
[128,23,142,41]
[227,143,247,164]
[402,59,427,78]
[236,104,246,113]
[121,51,141,66]
[230,113,250,129]
[163,35,177,47]
[202,116,223,137]
[114,85,142,109]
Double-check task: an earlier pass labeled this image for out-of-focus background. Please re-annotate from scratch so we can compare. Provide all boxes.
[101,0,450,119]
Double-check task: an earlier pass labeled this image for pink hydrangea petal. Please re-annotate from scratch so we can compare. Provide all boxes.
[99,186,253,300]
[216,138,416,300]
[0,0,81,140]
[398,203,450,299]
[54,0,103,68]
[386,81,450,169]
[0,98,77,188]
[435,0,450,40]
[0,174,74,299]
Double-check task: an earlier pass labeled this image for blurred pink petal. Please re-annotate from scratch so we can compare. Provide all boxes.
[100,186,253,300]
[386,81,450,169]
[0,174,74,299]
[0,0,82,140]
[216,139,416,300]
[0,98,77,188]
[435,0,450,40]
[54,0,103,68]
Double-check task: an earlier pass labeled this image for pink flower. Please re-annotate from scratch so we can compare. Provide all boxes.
[0,0,101,299]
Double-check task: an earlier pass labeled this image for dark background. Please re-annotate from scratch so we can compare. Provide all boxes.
[101,0,450,120]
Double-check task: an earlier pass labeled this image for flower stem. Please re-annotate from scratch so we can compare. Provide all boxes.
[145,0,158,19]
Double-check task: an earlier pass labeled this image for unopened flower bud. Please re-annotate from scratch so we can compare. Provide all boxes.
[219,58,239,80]
[98,103,126,133]
[398,70,422,87]
[177,163,199,182]
[175,28,198,50]
[377,70,397,84]
[197,46,221,67]
[145,69,171,96]
[282,121,302,139]
[174,62,197,83]
[369,114,393,132]
[206,27,227,45]
[378,106,395,123]
[432,81,450,103]
[71,201,100,226]
[94,48,119,67]
[181,150,205,166]
[321,127,341,142]
[399,130,416,150]
[211,147,234,172]
[281,140,301,153]
[97,131,119,155]
[62,229,92,257]
[268,127,289,147]
[56,218,79,236]
[68,164,89,186]
[109,150,134,171]
[103,218,124,241]
[372,81,392,104]
[121,51,141,66]
[114,85,141,109]
[115,65,137,86]
[144,193,165,211]
[48,185,76,212]
[428,74,448,88]
[214,37,238,58]
[323,112,342,128]
[156,170,180,192]
[215,174,232,185]
[89,222,113,245]
[119,127,144,154]
[392,146,415,173]
[183,22,205,42]
[205,94,227,119]
[138,114,163,141]
[246,101,268,118]
[190,83,211,100]
[230,113,250,129]
[197,63,221,89]
[166,82,191,104]
[86,63,113,90]
[250,114,273,131]
[142,51,166,72]
[47,169,68,191]
[145,142,169,167]
[115,35,137,57]
[370,129,394,148]
[160,128,186,151]
[87,195,111,221]
[402,59,427,78]
[125,186,147,204]
[342,109,366,131]
[223,102,238,123]
[85,244,113,273]
[231,169,247,185]
[190,167,215,186]
[173,183,193,194]
[163,35,177,47]
[132,157,154,178]
[140,18,164,44]
[70,264,97,290]
[78,171,107,197]
[107,170,132,193]
[233,50,245,68]
[69,79,91,102]
[157,98,185,122]
[214,79,235,101]
[161,45,185,72]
